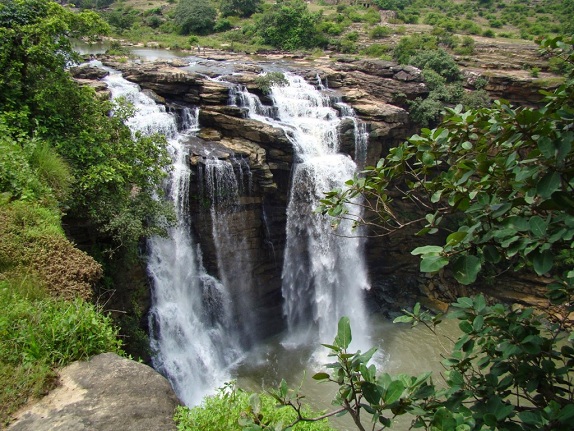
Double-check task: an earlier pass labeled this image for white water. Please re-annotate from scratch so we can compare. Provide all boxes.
[201,158,256,344]
[234,73,371,351]
[103,70,243,406]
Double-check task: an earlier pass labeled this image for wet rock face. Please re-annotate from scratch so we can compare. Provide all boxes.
[8,353,180,431]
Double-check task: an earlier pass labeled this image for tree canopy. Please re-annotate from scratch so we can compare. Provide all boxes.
[254,0,327,51]
[0,0,172,253]
[220,0,261,18]
[174,0,217,35]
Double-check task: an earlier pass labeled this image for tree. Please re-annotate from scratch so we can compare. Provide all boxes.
[254,0,326,51]
[220,0,261,18]
[238,36,574,431]
[174,0,217,35]
[0,0,172,253]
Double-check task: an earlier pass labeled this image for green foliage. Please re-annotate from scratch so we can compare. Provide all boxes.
[393,33,438,64]
[409,49,461,82]
[255,72,288,94]
[0,280,123,424]
[174,0,217,35]
[321,37,574,285]
[214,18,233,32]
[369,25,391,39]
[373,0,412,11]
[254,304,573,431]
[361,43,392,59]
[220,0,261,18]
[0,201,103,300]
[105,7,138,32]
[254,0,326,50]
[175,382,334,431]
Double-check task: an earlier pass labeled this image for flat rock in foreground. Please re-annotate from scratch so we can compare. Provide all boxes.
[8,353,180,431]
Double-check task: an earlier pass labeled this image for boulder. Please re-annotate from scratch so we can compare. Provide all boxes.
[8,353,180,431]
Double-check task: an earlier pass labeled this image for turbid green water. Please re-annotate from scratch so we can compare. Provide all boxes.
[236,314,460,431]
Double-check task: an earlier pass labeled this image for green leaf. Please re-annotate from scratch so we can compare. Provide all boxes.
[529,215,548,237]
[362,382,383,404]
[537,136,555,159]
[412,245,443,255]
[446,231,467,247]
[483,245,501,263]
[459,320,473,334]
[249,393,261,415]
[431,408,457,431]
[452,255,481,285]
[420,255,449,273]
[536,171,561,198]
[312,372,330,381]
[383,380,405,405]
[393,315,414,324]
[335,316,352,349]
[472,315,484,331]
[557,404,574,422]
[452,297,473,309]
[532,249,553,275]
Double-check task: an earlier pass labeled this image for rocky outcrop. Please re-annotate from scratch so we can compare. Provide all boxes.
[8,353,180,431]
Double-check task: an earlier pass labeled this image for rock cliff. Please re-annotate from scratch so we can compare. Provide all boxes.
[72,52,555,333]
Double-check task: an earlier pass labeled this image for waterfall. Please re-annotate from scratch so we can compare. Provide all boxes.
[104,70,242,406]
[200,157,256,344]
[336,101,370,169]
[234,73,371,350]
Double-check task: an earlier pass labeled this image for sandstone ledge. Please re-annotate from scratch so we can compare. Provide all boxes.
[8,353,180,431]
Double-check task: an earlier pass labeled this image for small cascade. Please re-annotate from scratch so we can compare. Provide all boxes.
[104,70,242,406]
[336,102,370,169]
[233,73,371,350]
[200,157,257,344]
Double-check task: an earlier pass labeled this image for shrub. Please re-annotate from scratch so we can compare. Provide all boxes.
[369,25,391,39]
[362,43,391,58]
[174,383,334,431]
[0,201,102,300]
[410,49,461,82]
[214,18,233,32]
[255,72,288,94]
[174,0,217,35]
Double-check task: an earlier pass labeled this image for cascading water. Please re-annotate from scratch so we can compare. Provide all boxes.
[336,102,370,169]
[234,73,371,350]
[103,70,242,406]
[200,157,256,344]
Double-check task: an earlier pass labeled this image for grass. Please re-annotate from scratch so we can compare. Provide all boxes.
[0,279,123,426]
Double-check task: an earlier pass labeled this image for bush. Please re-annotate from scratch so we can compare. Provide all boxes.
[0,201,103,300]
[393,33,438,64]
[174,383,334,431]
[410,49,461,82]
[254,0,326,50]
[255,72,288,94]
[361,43,391,58]
[369,25,391,39]
[214,18,233,32]
[174,0,217,35]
